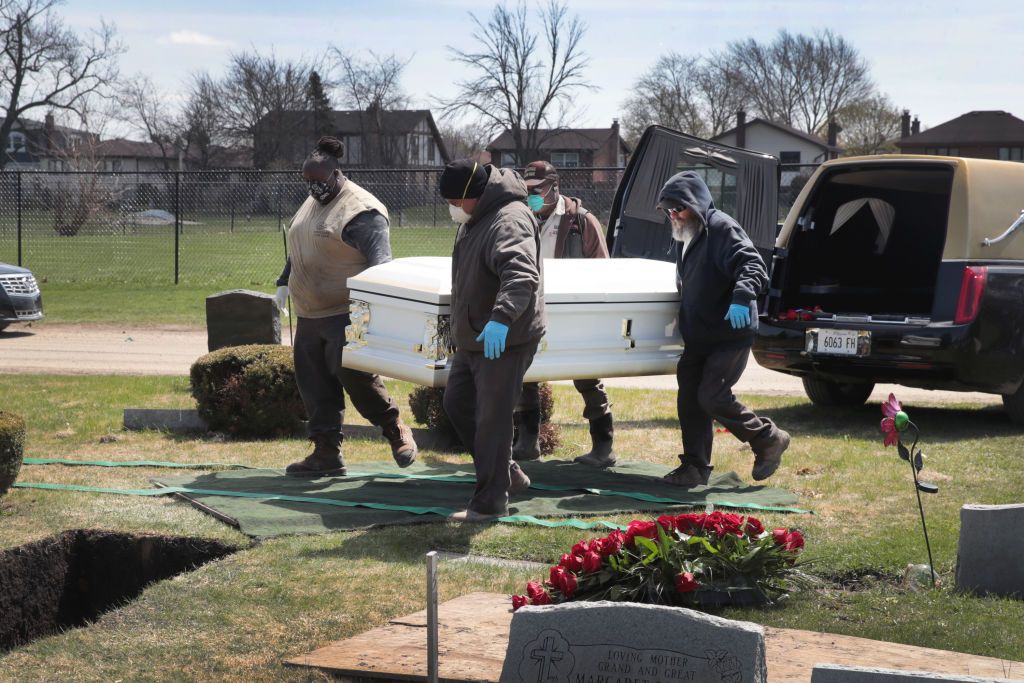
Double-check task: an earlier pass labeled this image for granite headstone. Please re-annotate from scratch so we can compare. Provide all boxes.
[206,289,281,351]
[812,663,1023,683]
[500,601,766,683]
[955,503,1024,599]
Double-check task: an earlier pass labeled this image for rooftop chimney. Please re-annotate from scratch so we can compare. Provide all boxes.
[911,116,921,136]
[44,112,55,154]
[736,110,747,148]
[901,110,912,139]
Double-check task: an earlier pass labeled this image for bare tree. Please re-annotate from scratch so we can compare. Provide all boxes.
[331,48,411,166]
[0,0,122,168]
[439,0,592,164]
[218,50,324,167]
[116,74,179,170]
[621,53,708,144]
[836,94,903,157]
[439,120,490,162]
[179,72,225,169]
[724,29,872,134]
[695,55,749,137]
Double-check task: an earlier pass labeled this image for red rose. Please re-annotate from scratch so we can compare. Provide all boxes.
[526,580,546,600]
[772,528,789,546]
[571,540,591,556]
[657,514,677,532]
[626,520,658,545]
[511,595,528,611]
[558,571,578,598]
[549,565,567,587]
[744,517,765,537]
[532,591,552,605]
[674,571,700,593]
[559,553,583,571]
[784,530,805,552]
[674,513,702,534]
[603,531,626,555]
[582,551,603,574]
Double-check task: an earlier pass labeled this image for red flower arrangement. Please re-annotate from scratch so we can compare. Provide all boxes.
[512,511,810,610]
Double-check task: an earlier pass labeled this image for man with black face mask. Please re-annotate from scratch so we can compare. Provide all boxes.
[275,136,417,477]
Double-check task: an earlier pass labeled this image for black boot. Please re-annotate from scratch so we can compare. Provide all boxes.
[511,410,541,461]
[286,434,346,477]
[574,413,617,468]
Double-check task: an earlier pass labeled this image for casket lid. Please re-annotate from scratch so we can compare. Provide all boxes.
[347,257,680,304]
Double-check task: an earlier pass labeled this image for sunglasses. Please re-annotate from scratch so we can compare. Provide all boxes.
[661,206,685,217]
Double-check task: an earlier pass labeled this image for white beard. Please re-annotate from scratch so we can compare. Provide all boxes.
[671,214,700,242]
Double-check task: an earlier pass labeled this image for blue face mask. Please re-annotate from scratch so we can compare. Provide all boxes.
[527,193,545,213]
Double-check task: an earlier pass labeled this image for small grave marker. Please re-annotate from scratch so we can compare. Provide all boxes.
[205,289,281,352]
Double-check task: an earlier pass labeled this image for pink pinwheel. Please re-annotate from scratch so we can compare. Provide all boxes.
[880,393,911,446]
[881,393,902,419]
[880,416,899,446]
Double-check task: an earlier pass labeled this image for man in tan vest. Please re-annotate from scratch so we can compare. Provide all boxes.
[276,136,417,476]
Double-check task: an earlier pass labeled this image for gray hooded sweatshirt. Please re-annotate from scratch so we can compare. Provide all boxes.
[450,165,547,352]
[660,171,768,350]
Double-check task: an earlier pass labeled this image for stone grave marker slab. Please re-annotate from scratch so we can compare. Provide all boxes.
[812,663,1023,683]
[206,289,280,352]
[499,600,766,683]
[955,504,1024,598]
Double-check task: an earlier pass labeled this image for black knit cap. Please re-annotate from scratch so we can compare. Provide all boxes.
[439,159,488,200]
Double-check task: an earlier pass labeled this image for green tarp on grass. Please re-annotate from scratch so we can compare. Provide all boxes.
[151,459,808,537]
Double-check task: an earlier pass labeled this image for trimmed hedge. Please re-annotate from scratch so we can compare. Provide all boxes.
[408,383,560,455]
[0,411,26,496]
[190,345,305,438]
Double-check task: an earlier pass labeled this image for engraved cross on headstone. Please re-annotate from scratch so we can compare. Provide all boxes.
[530,635,565,682]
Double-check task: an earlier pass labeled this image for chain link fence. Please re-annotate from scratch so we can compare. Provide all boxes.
[0,163,818,286]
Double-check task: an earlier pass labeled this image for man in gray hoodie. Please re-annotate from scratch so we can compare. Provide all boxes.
[440,160,547,521]
[658,171,790,487]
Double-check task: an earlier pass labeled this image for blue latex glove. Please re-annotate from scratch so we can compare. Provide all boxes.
[725,303,752,329]
[476,320,509,360]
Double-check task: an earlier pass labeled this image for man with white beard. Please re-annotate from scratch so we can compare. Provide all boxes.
[656,171,790,486]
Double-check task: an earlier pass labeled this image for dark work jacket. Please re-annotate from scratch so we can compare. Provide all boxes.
[552,196,609,259]
[667,172,768,350]
[450,166,546,352]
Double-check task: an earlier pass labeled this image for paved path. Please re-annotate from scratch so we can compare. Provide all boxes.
[0,322,1000,405]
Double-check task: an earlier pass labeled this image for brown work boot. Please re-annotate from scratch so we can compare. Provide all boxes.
[381,419,417,468]
[509,461,531,494]
[450,507,506,522]
[286,435,346,477]
[574,413,617,468]
[661,459,711,488]
[511,410,541,461]
[752,429,790,481]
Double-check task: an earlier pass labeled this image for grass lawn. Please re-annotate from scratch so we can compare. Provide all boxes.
[1,376,1023,680]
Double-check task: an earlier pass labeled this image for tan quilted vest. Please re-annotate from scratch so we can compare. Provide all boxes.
[286,178,389,318]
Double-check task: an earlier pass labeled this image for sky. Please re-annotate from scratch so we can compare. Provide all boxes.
[62,0,1024,137]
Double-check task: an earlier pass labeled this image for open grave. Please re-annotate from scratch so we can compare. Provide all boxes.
[0,529,236,651]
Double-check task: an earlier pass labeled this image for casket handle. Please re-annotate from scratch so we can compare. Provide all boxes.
[622,318,636,350]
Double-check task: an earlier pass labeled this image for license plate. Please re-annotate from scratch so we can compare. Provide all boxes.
[806,328,869,356]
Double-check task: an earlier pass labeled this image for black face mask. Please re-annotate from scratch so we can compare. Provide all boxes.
[308,175,337,202]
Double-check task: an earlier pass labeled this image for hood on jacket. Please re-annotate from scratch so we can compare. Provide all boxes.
[467,165,529,224]
[657,171,714,226]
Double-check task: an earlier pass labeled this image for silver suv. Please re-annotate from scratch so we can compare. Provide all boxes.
[0,263,44,331]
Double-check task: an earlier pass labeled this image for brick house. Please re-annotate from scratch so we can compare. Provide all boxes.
[485,121,630,186]
[897,110,1024,161]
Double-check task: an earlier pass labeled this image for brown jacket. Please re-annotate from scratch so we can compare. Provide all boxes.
[450,166,547,352]
[552,196,609,259]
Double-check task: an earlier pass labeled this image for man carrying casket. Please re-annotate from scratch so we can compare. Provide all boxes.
[658,171,791,486]
[512,160,618,468]
[439,160,547,521]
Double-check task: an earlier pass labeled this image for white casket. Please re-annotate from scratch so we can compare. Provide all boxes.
[343,257,683,387]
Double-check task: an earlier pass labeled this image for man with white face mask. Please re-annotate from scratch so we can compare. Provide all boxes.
[657,171,789,487]
[438,159,546,521]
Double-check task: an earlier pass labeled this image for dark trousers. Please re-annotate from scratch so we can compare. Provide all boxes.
[677,345,776,471]
[517,379,611,420]
[294,314,399,441]
[443,343,538,514]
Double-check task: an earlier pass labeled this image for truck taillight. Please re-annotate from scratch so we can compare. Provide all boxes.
[954,266,988,324]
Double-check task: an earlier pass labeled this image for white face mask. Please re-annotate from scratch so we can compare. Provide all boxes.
[449,203,471,224]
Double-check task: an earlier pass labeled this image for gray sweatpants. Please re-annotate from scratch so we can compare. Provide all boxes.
[293,314,399,440]
[676,345,777,471]
[443,343,538,514]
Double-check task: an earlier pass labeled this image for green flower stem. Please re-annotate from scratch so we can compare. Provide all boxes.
[906,421,936,587]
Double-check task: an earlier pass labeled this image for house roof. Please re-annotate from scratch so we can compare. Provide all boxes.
[712,118,839,153]
[898,110,1024,147]
[94,138,175,159]
[487,127,629,153]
